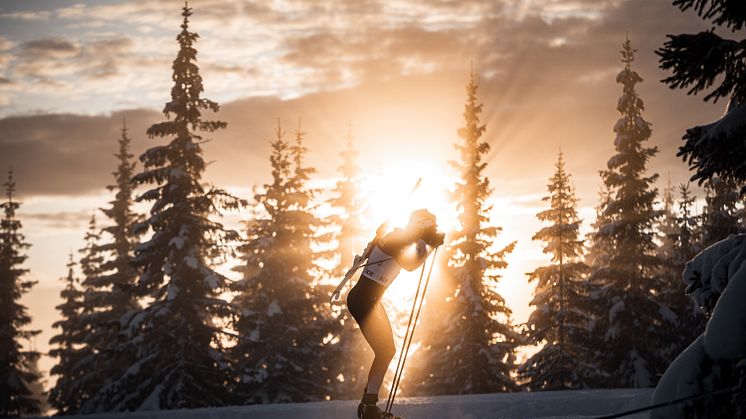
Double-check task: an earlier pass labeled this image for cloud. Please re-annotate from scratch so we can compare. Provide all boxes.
[0,10,52,21]
[0,108,160,196]
[20,209,92,229]
[0,0,731,207]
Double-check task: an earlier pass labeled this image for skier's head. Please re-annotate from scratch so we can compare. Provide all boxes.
[408,209,436,231]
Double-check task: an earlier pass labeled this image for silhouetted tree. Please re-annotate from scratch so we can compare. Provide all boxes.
[658,0,746,194]
[519,151,594,390]
[99,4,244,410]
[79,120,142,413]
[406,69,519,396]
[48,254,86,414]
[0,168,41,417]
[588,36,672,388]
[326,124,372,399]
[665,183,706,356]
[232,120,339,403]
[701,176,744,247]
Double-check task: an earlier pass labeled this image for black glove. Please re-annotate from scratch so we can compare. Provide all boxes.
[423,229,445,247]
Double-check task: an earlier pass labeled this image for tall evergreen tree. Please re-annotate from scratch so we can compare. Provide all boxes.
[658,0,746,194]
[701,176,744,247]
[232,120,338,403]
[79,120,142,413]
[50,215,110,414]
[405,69,520,396]
[658,178,679,262]
[0,168,41,417]
[98,4,244,410]
[664,183,706,356]
[585,185,614,271]
[48,254,86,414]
[588,36,672,388]
[326,124,372,399]
[328,124,367,277]
[518,151,593,390]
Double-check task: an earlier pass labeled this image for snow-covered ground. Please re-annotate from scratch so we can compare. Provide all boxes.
[44,388,654,419]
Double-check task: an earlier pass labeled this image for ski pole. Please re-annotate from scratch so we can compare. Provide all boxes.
[386,246,439,414]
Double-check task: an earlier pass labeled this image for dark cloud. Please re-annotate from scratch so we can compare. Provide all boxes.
[20,38,79,57]
[10,36,136,86]
[0,108,159,196]
[20,209,92,229]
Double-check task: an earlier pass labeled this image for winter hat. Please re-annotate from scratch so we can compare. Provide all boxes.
[408,209,436,230]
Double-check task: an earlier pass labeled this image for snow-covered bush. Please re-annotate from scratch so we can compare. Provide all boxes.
[652,234,746,418]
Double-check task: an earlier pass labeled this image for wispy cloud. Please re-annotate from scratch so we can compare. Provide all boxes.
[0,10,52,21]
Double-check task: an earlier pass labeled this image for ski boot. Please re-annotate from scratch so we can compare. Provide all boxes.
[360,395,402,418]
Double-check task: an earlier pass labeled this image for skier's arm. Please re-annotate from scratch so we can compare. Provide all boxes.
[395,239,430,271]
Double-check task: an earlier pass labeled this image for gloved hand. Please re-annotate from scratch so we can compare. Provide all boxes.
[423,229,445,247]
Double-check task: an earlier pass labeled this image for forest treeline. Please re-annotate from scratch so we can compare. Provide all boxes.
[1,0,745,416]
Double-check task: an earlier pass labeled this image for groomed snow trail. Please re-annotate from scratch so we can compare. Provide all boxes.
[43,388,653,419]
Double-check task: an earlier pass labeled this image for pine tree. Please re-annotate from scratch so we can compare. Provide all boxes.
[405,69,520,396]
[328,124,367,276]
[518,151,593,390]
[99,3,244,410]
[326,124,372,399]
[657,0,746,193]
[667,184,706,355]
[585,185,614,271]
[79,120,142,413]
[658,178,679,262]
[232,120,339,403]
[588,36,672,388]
[0,168,41,417]
[48,254,86,414]
[701,176,744,248]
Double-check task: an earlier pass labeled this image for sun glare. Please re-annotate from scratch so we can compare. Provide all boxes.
[356,158,459,329]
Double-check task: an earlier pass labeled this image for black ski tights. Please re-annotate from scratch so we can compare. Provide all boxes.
[347,276,396,396]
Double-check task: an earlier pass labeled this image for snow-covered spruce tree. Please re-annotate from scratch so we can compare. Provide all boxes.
[49,215,113,413]
[585,185,614,272]
[232,120,339,403]
[518,151,593,390]
[589,36,672,388]
[405,70,520,396]
[78,120,142,414]
[701,176,744,248]
[652,2,746,416]
[48,251,89,414]
[657,0,746,195]
[326,124,372,399]
[0,168,41,417]
[658,183,706,366]
[99,4,244,410]
[328,124,367,277]
[658,179,679,263]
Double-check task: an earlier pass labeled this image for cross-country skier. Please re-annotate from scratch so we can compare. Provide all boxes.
[344,209,445,419]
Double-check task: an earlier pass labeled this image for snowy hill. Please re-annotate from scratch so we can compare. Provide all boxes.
[42,389,653,419]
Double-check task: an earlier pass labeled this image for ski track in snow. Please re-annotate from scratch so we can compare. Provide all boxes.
[40,389,653,419]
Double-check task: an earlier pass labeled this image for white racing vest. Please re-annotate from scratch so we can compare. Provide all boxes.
[363,240,427,287]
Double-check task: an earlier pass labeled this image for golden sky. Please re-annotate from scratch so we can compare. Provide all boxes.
[0,0,733,387]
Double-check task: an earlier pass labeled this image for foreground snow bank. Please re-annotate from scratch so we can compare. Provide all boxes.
[652,234,746,418]
[43,389,653,419]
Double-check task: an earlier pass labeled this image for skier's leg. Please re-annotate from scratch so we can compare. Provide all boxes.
[361,302,396,397]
